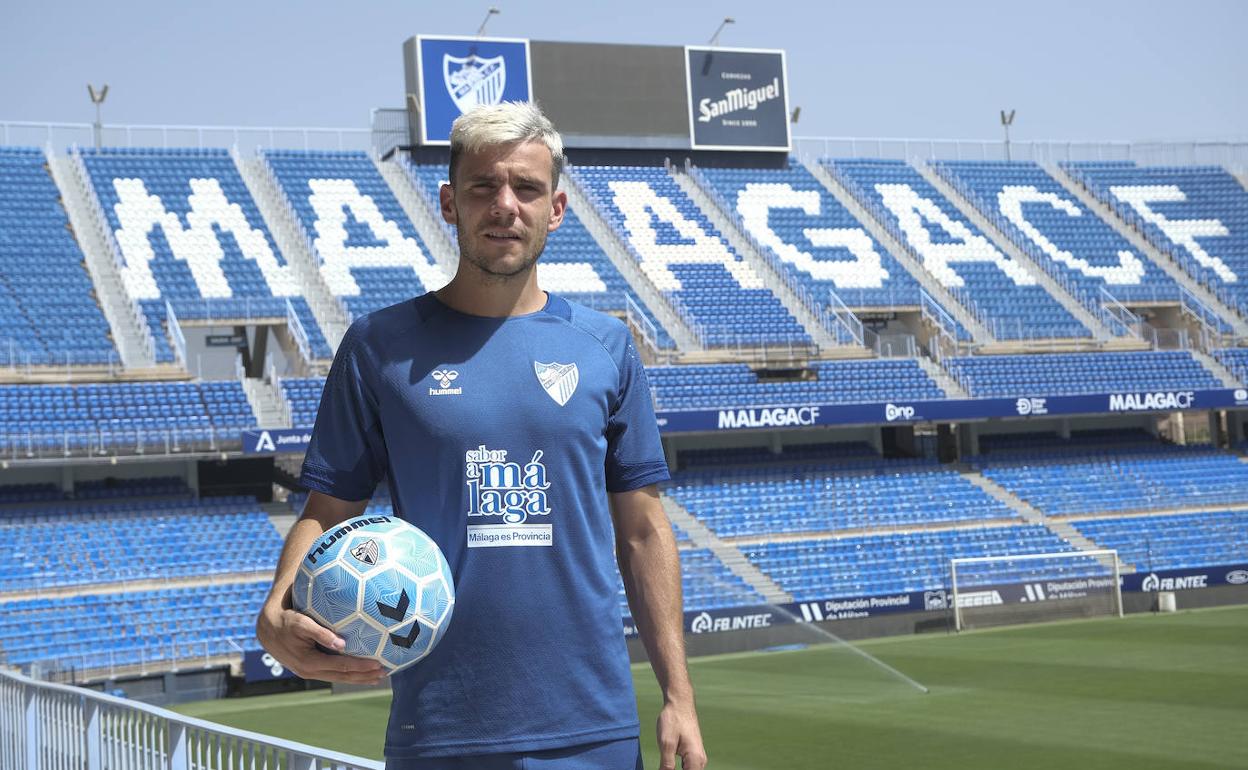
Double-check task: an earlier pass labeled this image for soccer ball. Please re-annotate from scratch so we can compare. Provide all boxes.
[292,514,455,673]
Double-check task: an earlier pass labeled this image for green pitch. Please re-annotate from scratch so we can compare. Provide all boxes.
[176,606,1248,769]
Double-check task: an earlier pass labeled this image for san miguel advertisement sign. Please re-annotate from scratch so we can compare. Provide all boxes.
[685,46,790,151]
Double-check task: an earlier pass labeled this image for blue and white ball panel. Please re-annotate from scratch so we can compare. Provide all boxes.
[339,616,387,659]
[418,574,453,628]
[306,562,363,629]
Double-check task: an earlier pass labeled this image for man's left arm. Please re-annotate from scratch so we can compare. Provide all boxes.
[612,484,707,770]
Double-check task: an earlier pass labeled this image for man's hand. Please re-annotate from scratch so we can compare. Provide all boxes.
[256,597,384,685]
[255,491,379,684]
[657,699,707,770]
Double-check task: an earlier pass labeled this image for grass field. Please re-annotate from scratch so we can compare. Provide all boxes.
[176,606,1248,769]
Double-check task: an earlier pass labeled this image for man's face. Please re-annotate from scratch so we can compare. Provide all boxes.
[440,140,566,281]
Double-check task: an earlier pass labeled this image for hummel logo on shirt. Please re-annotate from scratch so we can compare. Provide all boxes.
[429,369,462,396]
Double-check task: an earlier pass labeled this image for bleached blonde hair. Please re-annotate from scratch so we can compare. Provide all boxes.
[448,101,565,187]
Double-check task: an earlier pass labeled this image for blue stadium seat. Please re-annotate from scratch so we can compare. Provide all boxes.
[933,161,1181,311]
[695,162,925,310]
[264,151,448,323]
[1065,162,1248,321]
[646,359,944,410]
[572,165,810,347]
[0,380,254,455]
[826,158,1092,340]
[945,350,1223,397]
[79,147,330,361]
[0,147,117,365]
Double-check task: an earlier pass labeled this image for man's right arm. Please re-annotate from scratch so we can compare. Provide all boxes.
[255,490,385,685]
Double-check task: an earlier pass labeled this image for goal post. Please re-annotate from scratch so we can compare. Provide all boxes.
[950,549,1124,632]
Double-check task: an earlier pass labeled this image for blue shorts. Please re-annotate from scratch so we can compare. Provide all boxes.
[385,737,643,770]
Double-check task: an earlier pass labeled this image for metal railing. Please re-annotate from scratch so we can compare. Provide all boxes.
[794,134,1248,169]
[624,292,665,360]
[165,302,187,369]
[285,298,312,366]
[0,339,122,378]
[0,426,238,461]
[3,119,372,156]
[0,665,383,770]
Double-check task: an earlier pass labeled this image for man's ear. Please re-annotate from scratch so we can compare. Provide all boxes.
[440,183,456,225]
[548,189,567,233]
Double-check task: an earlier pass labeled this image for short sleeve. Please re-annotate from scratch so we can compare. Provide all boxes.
[299,323,389,502]
[604,338,670,493]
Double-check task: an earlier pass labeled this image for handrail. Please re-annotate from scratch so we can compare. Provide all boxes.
[285,297,312,366]
[0,664,384,769]
[165,301,187,369]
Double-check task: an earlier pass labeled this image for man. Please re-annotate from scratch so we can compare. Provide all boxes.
[256,101,707,770]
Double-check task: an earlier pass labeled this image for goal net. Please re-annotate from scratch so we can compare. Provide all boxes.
[950,549,1123,631]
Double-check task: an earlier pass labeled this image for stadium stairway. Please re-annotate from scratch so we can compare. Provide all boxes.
[915,356,969,398]
[659,494,792,604]
[1047,163,1248,338]
[45,151,157,370]
[560,168,701,352]
[916,163,1123,344]
[803,159,993,342]
[379,158,461,277]
[672,167,852,355]
[958,469,1131,573]
[241,376,290,428]
[235,152,350,358]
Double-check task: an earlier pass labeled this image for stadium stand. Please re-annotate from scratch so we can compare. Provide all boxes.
[741,525,1100,601]
[0,495,280,591]
[262,150,447,322]
[1064,162,1248,319]
[406,161,675,348]
[826,158,1091,339]
[944,350,1225,397]
[977,444,1248,516]
[1214,347,1248,384]
[0,380,254,455]
[931,160,1180,307]
[693,162,924,309]
[0,147,117,366]
[0,582,268,670]
[572,165,810,346]
[646,359,944,410]
[77,147,329,361]
[1070,510,1248,571]
[664,461,1020,539]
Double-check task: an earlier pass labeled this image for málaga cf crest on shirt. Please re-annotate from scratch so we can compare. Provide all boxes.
[534,361,579,407]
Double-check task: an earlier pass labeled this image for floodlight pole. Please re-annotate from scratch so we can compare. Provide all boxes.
[708,17,735,46]
[1000,109,1016,161]
[477,6,500,37]
[88,84,109,150]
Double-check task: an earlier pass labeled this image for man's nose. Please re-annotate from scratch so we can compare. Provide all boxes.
[490,184,519,218]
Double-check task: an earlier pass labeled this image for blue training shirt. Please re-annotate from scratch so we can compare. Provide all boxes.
[300,291,670,758]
